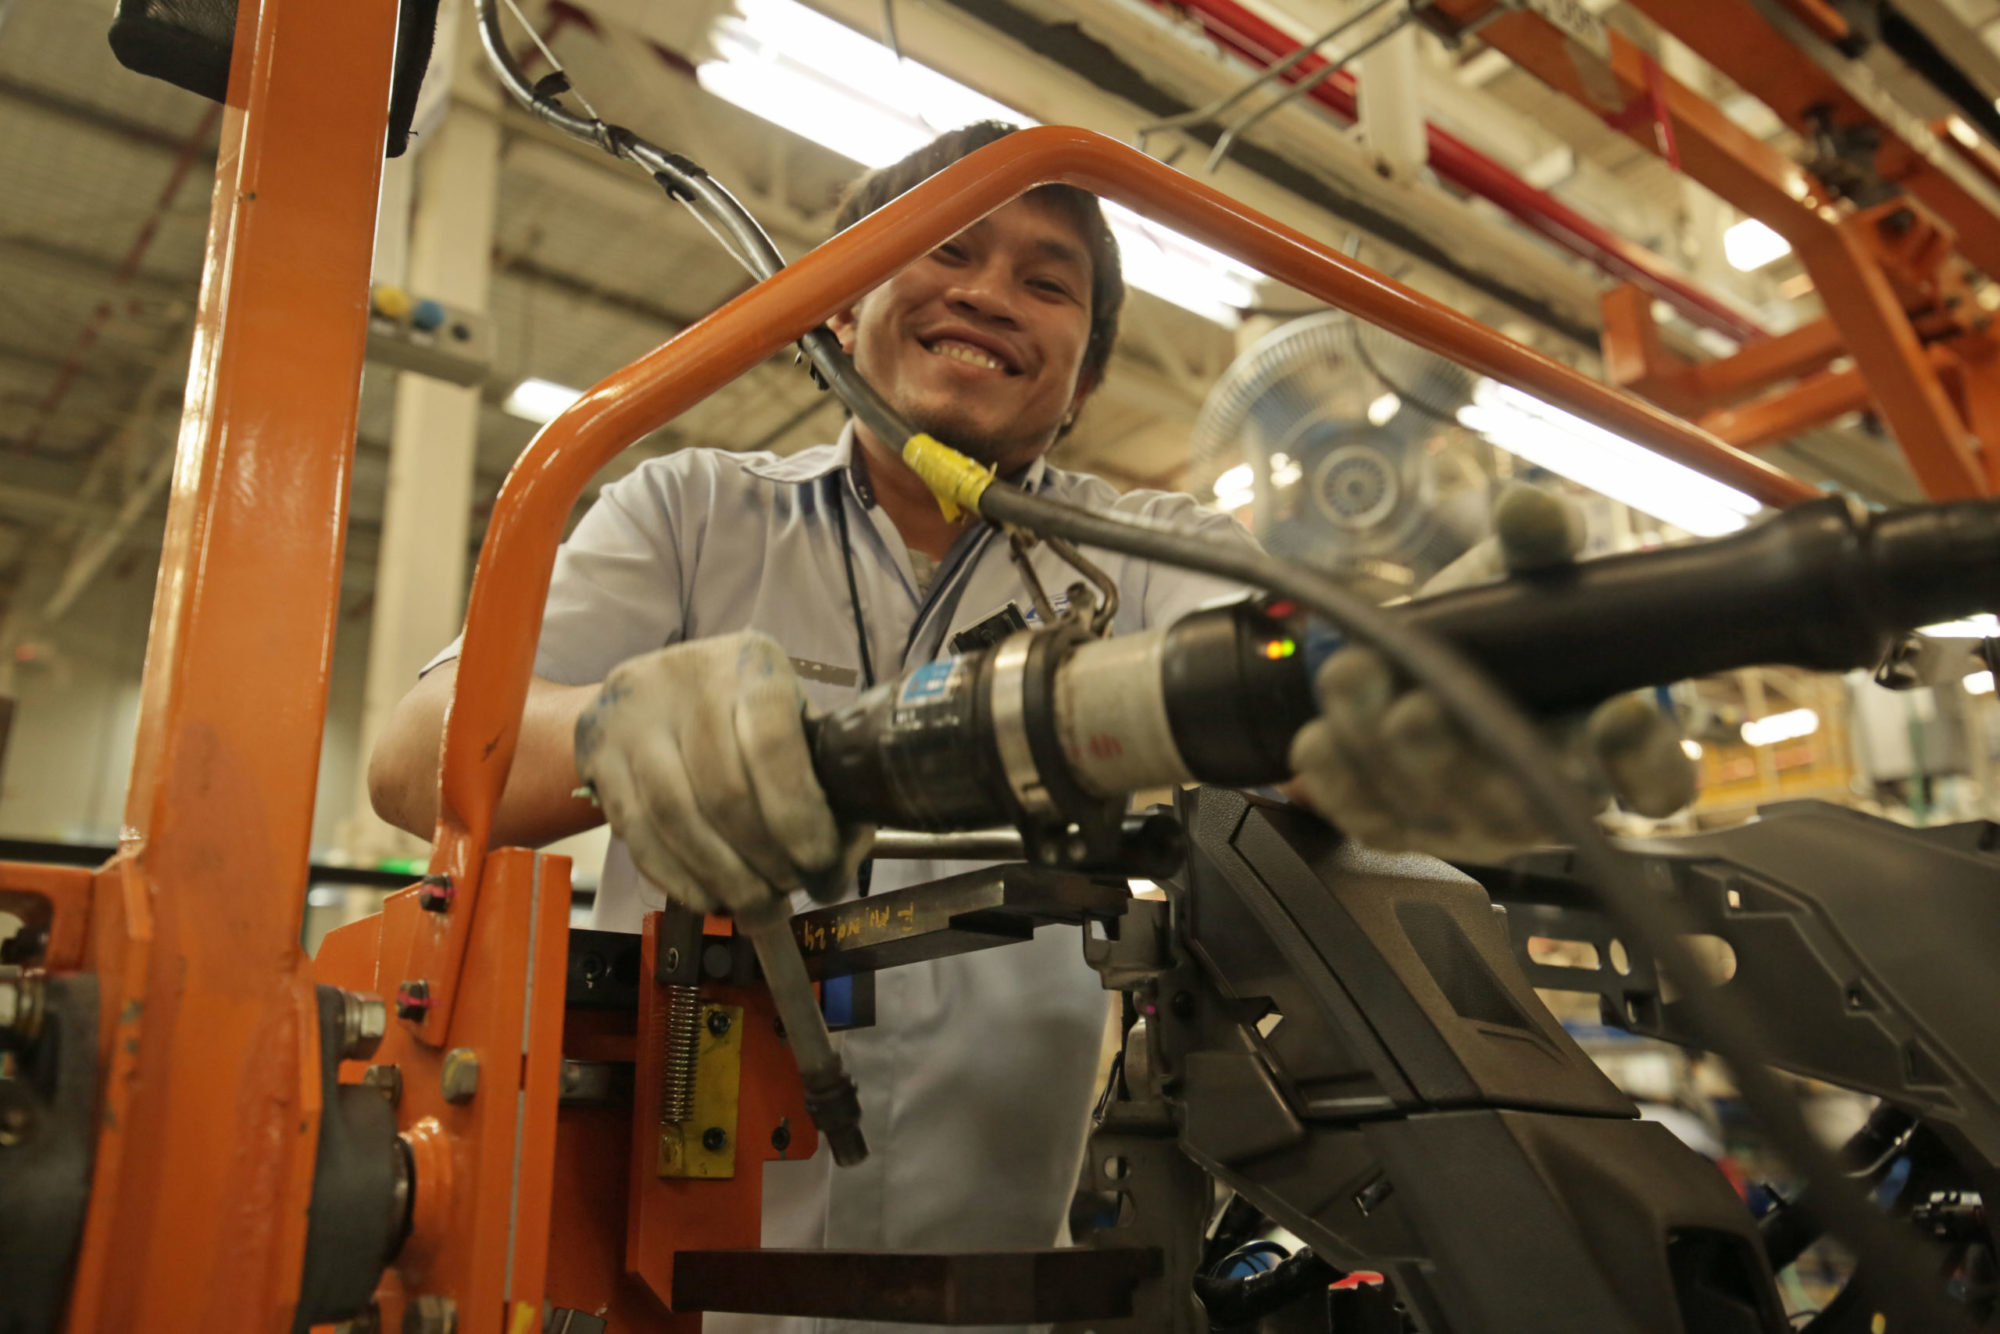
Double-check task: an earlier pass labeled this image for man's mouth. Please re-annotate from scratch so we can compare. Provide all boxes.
[922,336,1018,375]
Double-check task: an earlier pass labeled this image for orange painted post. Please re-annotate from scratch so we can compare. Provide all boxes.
[402,126,1822,1045]
[314,850,572,1332]
[60,0,400,1326]
[1598,284,1701,417]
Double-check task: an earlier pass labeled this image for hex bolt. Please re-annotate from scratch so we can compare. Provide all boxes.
[706,1009,732,1038]
[362,1064,403,1108]
[395,980,431,1022]
[440,1048,480,1104]
[771,1120,792,1154]
[702,1126,729,1152]
[0,1103,31,1148]
[416,874,453,913]
[0,966,45,1048]
[403,1295,457,1334]
[338,990,388,1062]
[662,946,681,974]
[334,1304,381,1334]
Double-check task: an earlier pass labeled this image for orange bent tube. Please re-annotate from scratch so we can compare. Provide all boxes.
[407,125,1822,1041]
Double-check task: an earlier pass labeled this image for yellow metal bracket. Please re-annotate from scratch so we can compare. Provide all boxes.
[657,999,743,1178]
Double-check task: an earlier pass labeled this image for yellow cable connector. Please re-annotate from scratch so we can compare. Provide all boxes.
[901,433,995,523]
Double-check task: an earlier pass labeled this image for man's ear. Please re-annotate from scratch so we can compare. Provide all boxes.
[827,307,858,353]
[1066,366,1101,421]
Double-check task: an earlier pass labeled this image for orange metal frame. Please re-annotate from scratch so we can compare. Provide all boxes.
[19,0,1841,1327]
[38,0,400,1327]
[1428,0,2000,501]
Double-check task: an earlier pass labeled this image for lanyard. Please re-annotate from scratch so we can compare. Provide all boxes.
[830,482,877,690]
[829,457,1001,688]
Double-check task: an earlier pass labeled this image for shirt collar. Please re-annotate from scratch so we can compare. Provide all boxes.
[737,419,1053,500]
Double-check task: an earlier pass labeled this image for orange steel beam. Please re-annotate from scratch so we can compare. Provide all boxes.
[1627,0,2000,281]
[1686,317,1847,407]
[1699,365,1873,450]
[1599,285,1846,414]
[1430,0,1986,501]
[402,126,1821,1043]
[62,0,397,1326]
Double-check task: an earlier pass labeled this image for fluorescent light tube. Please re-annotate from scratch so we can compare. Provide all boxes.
[1918,613,1999,638]
[1740,707,1818,747]
[1724,218,1790,271]
[504,377,585,424]
[1456,380,1764,538]
[698,0,1260,324]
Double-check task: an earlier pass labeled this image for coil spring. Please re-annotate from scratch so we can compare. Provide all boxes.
[660,984,701,1124]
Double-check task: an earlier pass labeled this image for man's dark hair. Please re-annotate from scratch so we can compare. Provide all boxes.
[834,121,1125,392]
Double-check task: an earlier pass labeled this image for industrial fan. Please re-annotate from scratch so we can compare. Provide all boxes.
[1188,311,1493,590]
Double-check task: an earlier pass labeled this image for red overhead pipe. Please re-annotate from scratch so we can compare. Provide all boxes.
[1163,0,1767,344]
[18,102,223,454]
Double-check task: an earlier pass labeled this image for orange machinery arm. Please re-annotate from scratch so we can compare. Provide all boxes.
[1424,0,1997,501]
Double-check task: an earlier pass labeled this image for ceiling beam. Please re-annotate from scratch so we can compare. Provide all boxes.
[0,237,193,309]
[0,74,219,161]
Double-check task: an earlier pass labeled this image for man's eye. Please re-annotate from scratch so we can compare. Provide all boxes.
[1030,278,1077,301]
[934,243,968,263]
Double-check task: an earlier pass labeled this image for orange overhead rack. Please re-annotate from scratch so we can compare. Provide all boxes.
[1426,0,1996,501]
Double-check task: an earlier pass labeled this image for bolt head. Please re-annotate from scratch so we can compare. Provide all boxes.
[702,1126,728,1152]
[440,1048,480,1104]
[395,980,430,1022]
[0,1102,31,1147]
[417,874,452,913]
[341,991,388,1062]
[1170,990,1196,1020]
[771,1122,791,1153]
[403,1295,457,1334]
[362,1064,402,1107]
[706,1009,731,1037]
[0,966,43,1046]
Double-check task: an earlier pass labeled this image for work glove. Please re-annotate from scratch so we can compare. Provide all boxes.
[1288,484,1697,863]
[574,630,864,913]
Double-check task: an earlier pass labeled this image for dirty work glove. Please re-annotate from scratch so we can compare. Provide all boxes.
[1288,484,1697,863]
[574,631,863,913]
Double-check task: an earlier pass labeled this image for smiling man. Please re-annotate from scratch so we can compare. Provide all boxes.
[369,121,1255,1334]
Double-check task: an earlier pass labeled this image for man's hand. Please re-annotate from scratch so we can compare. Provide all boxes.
[1287,485,1697,862]
[575,631,853,913]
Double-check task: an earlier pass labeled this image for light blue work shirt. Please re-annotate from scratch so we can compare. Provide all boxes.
[475,424,1254,1333]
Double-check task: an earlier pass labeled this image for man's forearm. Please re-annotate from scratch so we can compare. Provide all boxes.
[369,663,604,849]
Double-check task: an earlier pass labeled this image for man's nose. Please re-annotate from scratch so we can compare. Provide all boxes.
[943,261,1023,326]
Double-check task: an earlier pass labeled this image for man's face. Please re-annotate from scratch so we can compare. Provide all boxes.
[830,195,1098,473]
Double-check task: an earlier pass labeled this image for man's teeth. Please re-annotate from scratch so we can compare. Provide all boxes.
[929,341,1004,371]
